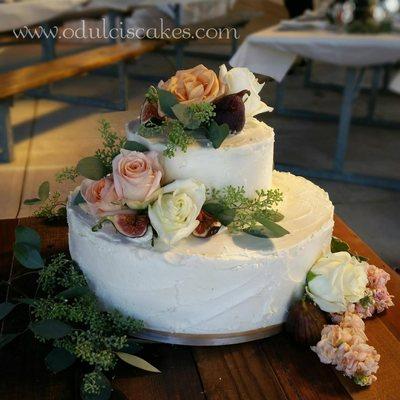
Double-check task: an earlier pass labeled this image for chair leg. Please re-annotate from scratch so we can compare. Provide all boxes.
[0,99,13,163]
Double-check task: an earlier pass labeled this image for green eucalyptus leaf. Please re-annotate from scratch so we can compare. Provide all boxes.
[18,298,35,305]
[81,372,111,400]
[73,191,86,206]
[57,286,90,300]
[331,236,350,253]
[172,103,201,129]
[15,226,41,249]
[13,243,44,269]
[23,198,42,205]
[117,352,161,373]
[38,181,50,202]
[0,302,17,320]
[0,333,20,349]
[123,141,149,152]
[306,270,319,283]
[203,203,235,226]
[45,347,76,373]
[157,88,178,117]
[254,213,289,237]
[206,121,230,149]
[30,319,73,339]
[76,157,106,180]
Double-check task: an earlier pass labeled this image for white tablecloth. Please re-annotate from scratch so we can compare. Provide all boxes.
[230,25,400,82]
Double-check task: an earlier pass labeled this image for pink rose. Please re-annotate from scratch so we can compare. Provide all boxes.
[80,176,121,216]
[112,150,163,207]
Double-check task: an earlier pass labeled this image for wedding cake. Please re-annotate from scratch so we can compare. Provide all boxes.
[67,64,334,344]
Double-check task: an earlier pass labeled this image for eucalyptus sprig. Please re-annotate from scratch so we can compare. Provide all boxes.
[0,227,160,400]
[204,186,289,238]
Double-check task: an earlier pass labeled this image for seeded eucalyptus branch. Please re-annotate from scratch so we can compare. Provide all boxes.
[204,186,289,238]
[1,227,158,400]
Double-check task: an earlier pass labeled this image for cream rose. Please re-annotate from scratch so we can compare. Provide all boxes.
[80,176,121,216]
[148,179,206,246]
[159,64,225,105]
[219,65,272,117]
[306,252,368,313]
[112,149,163,209]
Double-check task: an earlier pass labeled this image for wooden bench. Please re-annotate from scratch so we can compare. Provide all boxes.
[0,40,163,163]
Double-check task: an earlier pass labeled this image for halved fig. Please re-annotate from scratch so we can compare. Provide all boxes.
[193,210,222,238]
[213,90,250,134]
[140,100,162,125]
[92,213,149,238]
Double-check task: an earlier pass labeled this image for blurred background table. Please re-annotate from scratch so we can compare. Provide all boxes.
[231,24,400,190]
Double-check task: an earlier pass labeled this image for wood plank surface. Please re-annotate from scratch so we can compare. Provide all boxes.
[0,41,162,100]
[0,215,399,399]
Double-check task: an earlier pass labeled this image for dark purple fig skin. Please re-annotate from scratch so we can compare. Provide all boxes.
[213,90,250,134]
[285,298,328,346]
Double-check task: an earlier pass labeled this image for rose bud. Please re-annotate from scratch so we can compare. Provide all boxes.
[213,90,250,134]
[193,209,222,238]
[285,298,328,346]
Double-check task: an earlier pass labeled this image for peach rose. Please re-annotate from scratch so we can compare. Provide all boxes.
[112,149,163,209]
[80,176,121,216]
[159,64,225,105]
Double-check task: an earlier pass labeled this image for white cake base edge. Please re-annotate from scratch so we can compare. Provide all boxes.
[68,171,334,336]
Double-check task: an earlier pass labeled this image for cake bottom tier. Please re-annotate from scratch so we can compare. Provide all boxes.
[68,172,334,344]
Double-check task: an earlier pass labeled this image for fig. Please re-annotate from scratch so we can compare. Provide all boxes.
[193,210,222,238]
[140,100,162,125]
[92,213,149,238]
[213,90,250,134]
[285,298,328,346]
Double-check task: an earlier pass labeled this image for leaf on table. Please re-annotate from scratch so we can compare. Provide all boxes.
[30,319,73,340]
[77,157,106,180]
[56,286,90,300]
[15,226,41,249]
[13,243,44,269]
[81,372,112,400]
[23,198,42,205]
[0,302,17,320]
[45,347,76,373]
[116,352,161,373]
[38,181,50,202]
[0,333,20,349]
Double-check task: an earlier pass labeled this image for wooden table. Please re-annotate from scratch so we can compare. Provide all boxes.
[1,216,399,399]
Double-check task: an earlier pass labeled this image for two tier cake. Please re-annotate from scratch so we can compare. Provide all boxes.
[67,64,334,344]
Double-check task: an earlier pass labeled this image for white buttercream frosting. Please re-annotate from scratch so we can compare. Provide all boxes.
[126,117,275,197]
[67,172,334,334]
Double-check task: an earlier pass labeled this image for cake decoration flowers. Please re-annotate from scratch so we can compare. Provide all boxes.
[112,149,163,209]
[148,179,206,246]
[80,176,121,216]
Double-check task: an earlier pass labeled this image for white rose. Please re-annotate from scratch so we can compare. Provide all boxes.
[219,65,273,117]
[306,252,368,313]
[148,179,206,246]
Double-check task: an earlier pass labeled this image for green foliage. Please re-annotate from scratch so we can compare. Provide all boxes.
[172,102,216,130]
[138,119,194,158]
[206,186,286,237]
[331,236,369,262]
[29,253,143,398]
[157,88,178,117]
[77,157,106,180]
[123,140,149,152]
[94,119,126,174]
[206,121,230,149]
[145,86,158,104]
[55,166,79,183]
[33,191,67,222]
[13,226,44,269]
[24,181,50,205]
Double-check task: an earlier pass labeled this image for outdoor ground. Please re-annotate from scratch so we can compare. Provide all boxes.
[0,0,399,269]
